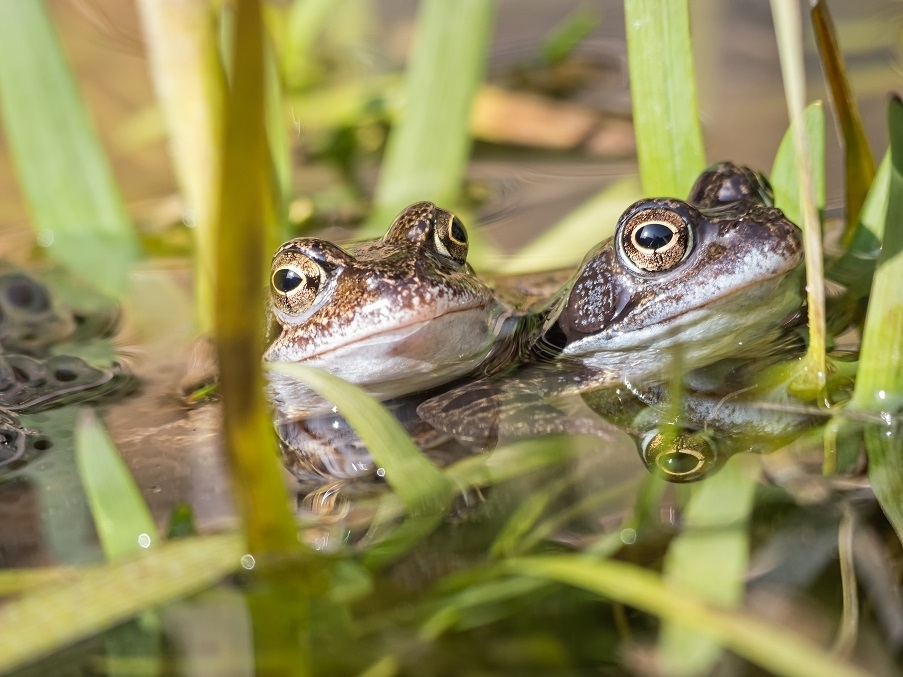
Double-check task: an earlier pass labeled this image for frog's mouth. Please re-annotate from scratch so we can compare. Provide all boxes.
[565,265,805,361]
[269,298,501,361]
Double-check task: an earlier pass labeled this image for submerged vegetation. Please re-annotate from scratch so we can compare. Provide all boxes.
[0,0,900,675]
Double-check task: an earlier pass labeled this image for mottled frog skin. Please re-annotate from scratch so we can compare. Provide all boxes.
[531,163,804,376]
[417,163,807,451]
[264,202,513,424]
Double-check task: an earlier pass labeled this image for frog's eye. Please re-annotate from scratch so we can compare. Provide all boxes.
[433,213,469,265]
[640,428,716,482]
[270,252,323,314]
[618,208,692,273]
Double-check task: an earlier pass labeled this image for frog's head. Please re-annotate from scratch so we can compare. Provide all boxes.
[535,163,805,377]
[264,202,505,420]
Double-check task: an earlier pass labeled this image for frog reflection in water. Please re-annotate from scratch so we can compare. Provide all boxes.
[0,269,129,469]
[265,202,517,480]
[418,162,808,480]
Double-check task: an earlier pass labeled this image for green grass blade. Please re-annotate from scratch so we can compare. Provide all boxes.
[75,410,159,561]
[851,97,903,544]
[0,533,244,675]
[624,0,706,196]
[771,0,827,395]
[826,151,889,299]
[364,0,496,238]
[492,176,641,274]
[507,556,870,677]
[137,0,225,332]
[0,0,140,297]
[268,363,454,513]
[771,102,826,227]
[214,0,298,555]
[810,0,876,245]
[540,7,600,65]
[658,458,759,675]
[852,98,903,412]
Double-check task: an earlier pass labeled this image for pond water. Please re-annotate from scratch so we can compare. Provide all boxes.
[1,1,903,674]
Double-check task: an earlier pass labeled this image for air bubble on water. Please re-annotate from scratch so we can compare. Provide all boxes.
[376,468,386,477]
[240,554,256,570]
[620,528,637,545]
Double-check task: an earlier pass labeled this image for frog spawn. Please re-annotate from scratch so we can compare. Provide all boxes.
[0,269,129,470]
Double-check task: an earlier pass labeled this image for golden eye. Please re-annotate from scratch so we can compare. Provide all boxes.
[640,429,716,482]
[270,252,323,314]
[433,212,469,265]
[619,208,692,273]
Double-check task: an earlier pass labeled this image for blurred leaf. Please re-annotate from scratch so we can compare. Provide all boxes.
[214,0,298,555]
[0,0,140,297]
[507,556,870,677]
[852,97,903,544]
[810,0,876,245]
[137,0,224,330]
[852,98,903,413]
[75,410,159,561]
[364,0,497,241]
[771,102,826,227]
[493,176,641,274]
[268,363,454,513]
[624,0,706,196]
[658,457,759,675]
[540,7,600,65]
[0,533,244,675]
[826,151,889,300]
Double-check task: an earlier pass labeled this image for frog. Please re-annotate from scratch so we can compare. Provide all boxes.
[264,202,523,479]
[417,162,807,454]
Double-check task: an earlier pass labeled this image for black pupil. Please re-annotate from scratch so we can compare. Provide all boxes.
[635,223,674,250]
[273,268,303,293]
[450,218,467,244]
[659,451,702,475]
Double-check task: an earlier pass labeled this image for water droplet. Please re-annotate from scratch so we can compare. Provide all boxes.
[620,528,637,545]
[240,554,255,570]
[151,485,162,493]
[878,390,887,400]
[137,533,152,548]
[376,468,386,477]
[37,230,54,247]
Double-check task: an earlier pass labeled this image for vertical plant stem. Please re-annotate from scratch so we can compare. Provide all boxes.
[137,0,225,332]
[214,0,297,555]
[771,0,827,395]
